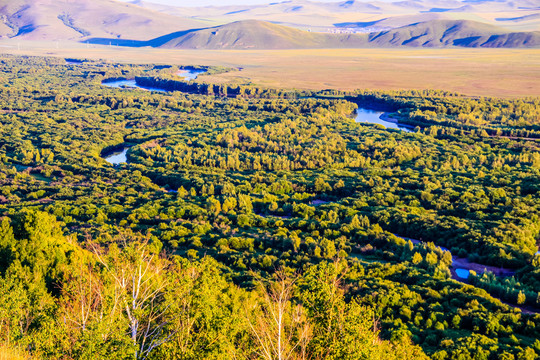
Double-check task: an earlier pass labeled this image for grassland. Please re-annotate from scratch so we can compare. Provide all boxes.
[2,40,540,98]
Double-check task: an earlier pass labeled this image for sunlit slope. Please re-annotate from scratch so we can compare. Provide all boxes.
[0,0,205,41]
[133,0,540,32]
[154,19,540,49]
[368,19,540,47]
[3,0,540,48]
[159,20,369,49]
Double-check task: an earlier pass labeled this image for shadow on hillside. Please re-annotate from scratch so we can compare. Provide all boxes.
[496,14,540,22]
[334,19,384,28]
[84,28,208,48]
[453,36,484,47]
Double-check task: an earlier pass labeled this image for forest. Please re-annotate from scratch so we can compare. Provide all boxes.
[0,55,539,360]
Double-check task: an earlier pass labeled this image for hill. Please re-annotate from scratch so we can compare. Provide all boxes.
[2,0,540,48]
[130,0,540,32]
[368,19,540,47]
[114,19,540,49]
[156,20,369,49]
[0,0,206,41]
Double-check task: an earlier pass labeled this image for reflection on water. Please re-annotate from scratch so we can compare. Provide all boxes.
[65,58,84,65]
[102,79,167,92]
[103,147,129,165]
[102,69,207,92]
[177,69,206,81]
[355,108,414,132]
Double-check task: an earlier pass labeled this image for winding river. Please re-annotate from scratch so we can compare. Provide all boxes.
[355,108,414,132]
[102,72,414,133]
[103,147,129,165]
[102,68,207,92]
[100,107,404,165]
[176,69,206,81]
[102,79,167,92]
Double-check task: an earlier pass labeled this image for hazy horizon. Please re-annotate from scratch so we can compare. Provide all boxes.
[123,0,404,7]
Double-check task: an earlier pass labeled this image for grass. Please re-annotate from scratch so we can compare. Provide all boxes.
[2,40,540,98]
[0,344,33,360]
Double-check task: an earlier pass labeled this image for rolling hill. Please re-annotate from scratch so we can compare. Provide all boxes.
[156,20,369,49]
[2,0,540,48]
[129,0,540,32]
[368,19,540,47]
[0,0,206,41]
[92,19,540,49]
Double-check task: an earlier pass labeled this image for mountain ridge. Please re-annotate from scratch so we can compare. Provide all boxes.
[2,0,540,49]
[0,0,206,41]
[86,19,540,49]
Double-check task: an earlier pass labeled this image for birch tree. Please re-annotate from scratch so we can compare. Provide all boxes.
[247,272,312,360]
[93,240,175,360]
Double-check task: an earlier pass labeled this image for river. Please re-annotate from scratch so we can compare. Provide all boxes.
[102,68,207,91]
[103,147,129,165]
[355,108,414,132]
[176,69,206,81]
[102,79,167,92]
[102,76,414,134]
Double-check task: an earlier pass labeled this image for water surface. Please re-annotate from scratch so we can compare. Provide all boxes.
[355,108,414,132]
[103,148,129,165]
[102,69,207,92]
[177,69,206,81]
[102,79,167,92]
[455,269,471,279]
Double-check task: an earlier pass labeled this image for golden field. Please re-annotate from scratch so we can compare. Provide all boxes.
[2,40,540,98]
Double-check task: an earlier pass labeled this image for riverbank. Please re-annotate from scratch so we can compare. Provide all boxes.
[380,113,416,131]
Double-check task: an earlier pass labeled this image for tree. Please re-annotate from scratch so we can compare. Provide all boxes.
[298,261,428,359]
[517,291,527,305]
[156,257,251,360]
[412,252,423,265]
[517,347,538,360]
[92,239,174,360]
[206,197,222,217]
[246,272,312,360]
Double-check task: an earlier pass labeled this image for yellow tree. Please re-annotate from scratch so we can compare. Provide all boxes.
[247,272,312,360]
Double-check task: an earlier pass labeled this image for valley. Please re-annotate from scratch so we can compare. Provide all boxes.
[0,56,539,360]
[1,0,540,359]
[2,41,540,97]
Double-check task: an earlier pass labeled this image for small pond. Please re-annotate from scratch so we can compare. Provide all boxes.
[455,269,471,280]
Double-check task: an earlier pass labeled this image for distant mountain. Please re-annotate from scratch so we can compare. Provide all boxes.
[0,0,206,41]
[496,14,540,22]
[128,0,540,33]
[3,0,540,48]
[156,20,369,49]
[104,19,540,49]
[368,19,540,47]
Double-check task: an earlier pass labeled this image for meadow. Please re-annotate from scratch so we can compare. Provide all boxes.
[2,40,540,97]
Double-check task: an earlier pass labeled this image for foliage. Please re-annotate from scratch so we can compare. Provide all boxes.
[0,55,540,359]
